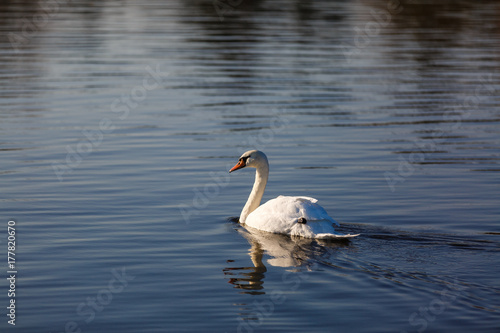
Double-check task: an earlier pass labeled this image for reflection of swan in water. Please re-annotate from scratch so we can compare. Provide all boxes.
[223,235,267,295]
[224,225,351,294]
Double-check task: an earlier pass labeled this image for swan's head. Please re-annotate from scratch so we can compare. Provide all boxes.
[229,150,268,173]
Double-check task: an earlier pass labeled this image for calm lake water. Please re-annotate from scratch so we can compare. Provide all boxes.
[1,0,499,332]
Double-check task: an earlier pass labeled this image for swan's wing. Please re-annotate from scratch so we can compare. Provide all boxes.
[277,196,339,226]
[285,195,318,204]
[244,197,296,234]
[245,196,340,234]
[244,196,361,239]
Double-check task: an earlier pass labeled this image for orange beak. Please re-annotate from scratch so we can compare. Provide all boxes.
[229,159,246,173]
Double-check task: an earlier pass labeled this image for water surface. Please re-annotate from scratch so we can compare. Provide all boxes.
[1,1,499,332]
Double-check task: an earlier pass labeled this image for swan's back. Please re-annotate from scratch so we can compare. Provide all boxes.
[244,195,342,237]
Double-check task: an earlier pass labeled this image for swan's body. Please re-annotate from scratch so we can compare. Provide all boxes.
[229,150,359,239]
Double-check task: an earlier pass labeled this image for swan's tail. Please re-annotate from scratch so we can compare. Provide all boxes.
[315,233,360,239]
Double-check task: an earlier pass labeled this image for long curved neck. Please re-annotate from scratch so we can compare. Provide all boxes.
[240,163,269,223]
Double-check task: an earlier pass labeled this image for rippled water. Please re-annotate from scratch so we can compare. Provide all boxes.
[1,1,499,332]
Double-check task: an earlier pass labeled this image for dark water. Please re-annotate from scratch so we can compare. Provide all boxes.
[1,0,499,332]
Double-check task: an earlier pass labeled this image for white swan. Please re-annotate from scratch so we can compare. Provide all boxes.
[229,150,359,239]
